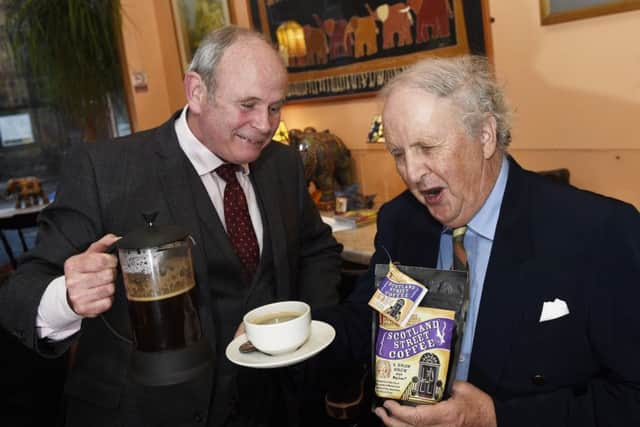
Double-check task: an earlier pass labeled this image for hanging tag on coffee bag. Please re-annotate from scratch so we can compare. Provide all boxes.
[368,262,428,327]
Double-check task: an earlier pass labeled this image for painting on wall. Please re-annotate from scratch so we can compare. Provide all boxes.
[249,0,469,101]
[172,0,232,71]
[540,0,640,25]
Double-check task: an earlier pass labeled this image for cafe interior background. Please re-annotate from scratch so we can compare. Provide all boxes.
[2,0,640,262]
[0,0,639,421]
[112,0,640,208]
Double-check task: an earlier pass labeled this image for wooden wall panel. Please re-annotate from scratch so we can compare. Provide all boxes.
[350,145,405,203]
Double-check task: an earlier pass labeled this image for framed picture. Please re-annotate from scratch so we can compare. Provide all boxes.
[540,0,640,25]
[248,0,469,102]
[172,0,232,71]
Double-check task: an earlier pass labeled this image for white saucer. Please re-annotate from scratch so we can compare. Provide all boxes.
[226,320,335,369]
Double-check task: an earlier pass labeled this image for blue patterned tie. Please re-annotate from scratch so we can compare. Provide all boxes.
[452,226,468,271]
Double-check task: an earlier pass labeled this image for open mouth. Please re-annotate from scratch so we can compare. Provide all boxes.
[422,187,444,203]
[236,134,263,146]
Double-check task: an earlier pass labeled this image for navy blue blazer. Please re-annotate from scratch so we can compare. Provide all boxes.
[326,156,640,426]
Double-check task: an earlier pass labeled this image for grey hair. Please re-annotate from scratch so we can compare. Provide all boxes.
[380,55,513,150]
[188,25,273,97]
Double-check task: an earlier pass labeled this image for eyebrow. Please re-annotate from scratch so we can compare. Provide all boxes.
[238,96,261,103]
[237,96,286,106]
[412,135,442,147]
[385,142,401,152]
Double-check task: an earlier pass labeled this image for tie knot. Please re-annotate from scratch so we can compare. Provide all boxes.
[216,163,240,183]
[452,226,467,243]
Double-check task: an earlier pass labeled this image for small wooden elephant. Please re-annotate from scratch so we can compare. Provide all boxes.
[6,176,49,209]
[289,127,354,211]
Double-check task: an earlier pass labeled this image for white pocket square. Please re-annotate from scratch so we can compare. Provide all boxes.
[539,298,570,322]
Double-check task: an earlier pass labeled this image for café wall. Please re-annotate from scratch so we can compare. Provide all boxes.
[119,0,639,208]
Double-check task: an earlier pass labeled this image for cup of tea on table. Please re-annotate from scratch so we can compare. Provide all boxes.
[243,301,311,355]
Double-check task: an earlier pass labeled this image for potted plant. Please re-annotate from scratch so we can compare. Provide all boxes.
[2,0,125,141]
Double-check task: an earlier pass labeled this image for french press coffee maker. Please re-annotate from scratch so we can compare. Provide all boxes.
[115,212,212,386]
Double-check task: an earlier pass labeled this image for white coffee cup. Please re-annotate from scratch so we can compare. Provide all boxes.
[243,301,311,355]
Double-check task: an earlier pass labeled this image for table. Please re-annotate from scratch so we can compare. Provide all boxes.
[332,222,376,266]
[0,204,48,268]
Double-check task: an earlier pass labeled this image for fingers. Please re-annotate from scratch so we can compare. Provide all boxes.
[375,405,400,427]
[64,234,120,317]
[65,251,118,275]
[234,322,246,338]
[449,381,497,427]
[375,385,497,427]
[67,282,115,318]
[375,400,419,427]
[85,233,121,254]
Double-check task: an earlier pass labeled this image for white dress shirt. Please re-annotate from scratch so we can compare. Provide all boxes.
[36,106,263,340]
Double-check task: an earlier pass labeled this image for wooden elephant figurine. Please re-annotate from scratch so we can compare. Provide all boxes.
[5,176,49,209]
[289,127,354,211]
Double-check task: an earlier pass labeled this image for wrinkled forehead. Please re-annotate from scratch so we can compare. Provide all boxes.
[382,88,458,139]
[214,39,286,92]
[218,37,284,76]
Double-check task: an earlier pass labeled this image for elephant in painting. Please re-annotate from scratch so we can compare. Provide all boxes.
[313,14,351,60]
[408,0,453,44]
[303,25,328,66]
[344,14,378,58]
[365,3,413,50]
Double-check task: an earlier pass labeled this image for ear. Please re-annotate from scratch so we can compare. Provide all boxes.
[184,71,208,114]
[480,114,498,160]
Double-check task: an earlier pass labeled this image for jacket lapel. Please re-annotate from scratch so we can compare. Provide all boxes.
[250,144,290,300]
[187,168,245,279]
[469,157,534,393]
[152,113,216,339]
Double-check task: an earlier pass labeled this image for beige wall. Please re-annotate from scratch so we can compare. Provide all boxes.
[120,0,185,131]
[120,0,639,208]
[489,1,640,208]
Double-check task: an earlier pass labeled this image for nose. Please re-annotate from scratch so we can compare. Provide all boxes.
[252,107,274,133]
[404,152,427,185]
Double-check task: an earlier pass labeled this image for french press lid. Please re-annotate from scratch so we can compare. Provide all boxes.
[116,212,190,250]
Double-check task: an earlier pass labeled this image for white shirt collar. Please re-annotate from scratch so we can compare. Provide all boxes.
[174,106,250,177]
[467,155,509,241]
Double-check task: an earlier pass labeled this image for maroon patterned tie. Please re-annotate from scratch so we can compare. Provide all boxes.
[216,164,259,282]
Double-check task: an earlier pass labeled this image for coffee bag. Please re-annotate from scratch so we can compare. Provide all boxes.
[371,264,468,405]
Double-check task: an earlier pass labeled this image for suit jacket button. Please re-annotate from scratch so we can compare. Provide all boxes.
[532,374,545,386]
[193,412,203,423]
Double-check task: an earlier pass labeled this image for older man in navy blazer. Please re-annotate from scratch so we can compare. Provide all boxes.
[327,55,640,427]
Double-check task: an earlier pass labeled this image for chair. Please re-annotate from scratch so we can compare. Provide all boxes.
[0,208,41,269]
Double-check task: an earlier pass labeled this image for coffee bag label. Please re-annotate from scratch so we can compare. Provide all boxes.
[374,306,455,404]
[368,262,427,327]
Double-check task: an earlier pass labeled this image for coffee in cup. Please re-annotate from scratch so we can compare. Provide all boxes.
[243,301,311,355]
